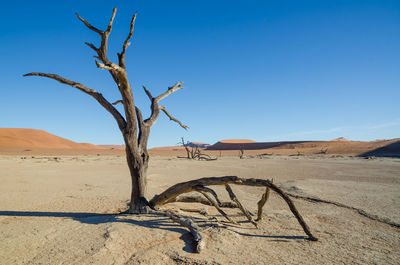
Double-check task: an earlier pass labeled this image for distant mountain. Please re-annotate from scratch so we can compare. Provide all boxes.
[0,128,102,149]
[331,137,350,142]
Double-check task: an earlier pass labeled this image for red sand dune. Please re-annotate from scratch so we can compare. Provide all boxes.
[0,128,102,149]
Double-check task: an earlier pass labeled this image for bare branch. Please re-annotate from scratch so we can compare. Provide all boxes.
[95,60,114,71]
[112,100,123,105]
[225,184,258,228]
[135,106,144,128]
[144,82,186,129]
[106,8,117,33]
[76,8,116,36]
[160,106,189,130]
[75,12,103,35]
[194,185,222,206]
[256,179,272,222]
[85,42,98,52]
[23,72,126,131]
[119,12,137,68]
[194,186,235,224]
[163,210,205,253]
[24,72,96,93]
[174,195,237,208]
[155,82,184,102]
[142,86,153,101]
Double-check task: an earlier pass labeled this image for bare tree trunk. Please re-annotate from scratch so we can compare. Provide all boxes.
[125,141,150,213]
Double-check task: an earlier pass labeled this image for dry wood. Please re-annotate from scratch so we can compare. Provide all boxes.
[163,210,205,253]
[149,176,318,241]
[194,185,222,205]
[194,186,236,224]
[174,195,237,208]
[256,179,272,222]
[160,106,188,130]
[225,184,258,228]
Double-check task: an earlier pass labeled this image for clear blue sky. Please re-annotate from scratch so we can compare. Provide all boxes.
[1,0,399,147]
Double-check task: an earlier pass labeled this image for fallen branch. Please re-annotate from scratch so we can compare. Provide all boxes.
[174,195,237,208]
[163,210,205,253]
[256,179,272,222]
[149,176,318,241]
[225,184,258,228]
[194,186,236,224]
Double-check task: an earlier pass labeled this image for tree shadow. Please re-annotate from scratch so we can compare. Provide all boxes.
[0,210,305,252]
[227,228,306,242]
[0,210,196,252]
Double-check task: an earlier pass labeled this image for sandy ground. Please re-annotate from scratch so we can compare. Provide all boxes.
[0,154,399,264]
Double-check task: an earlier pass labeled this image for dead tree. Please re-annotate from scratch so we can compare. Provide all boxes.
[178,137,216,161]
[239,144,245,159]
[24,8,188,213]
[180,137,193,159]
[24,9,317,252]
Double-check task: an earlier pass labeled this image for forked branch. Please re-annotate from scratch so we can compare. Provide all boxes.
[75,8,138,134]
[194,186,235,223]
[225,184,258,228]
[144,83,187,129]
[118,12,137,68]
[76,8,117,64]
[160,106,188,130]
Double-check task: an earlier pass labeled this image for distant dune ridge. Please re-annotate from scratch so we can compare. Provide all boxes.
[0,128,101,149]
[204,138,400,157]
[0,128,398,157]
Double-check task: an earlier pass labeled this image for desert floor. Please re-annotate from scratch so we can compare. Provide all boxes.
[0,154,399,264]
